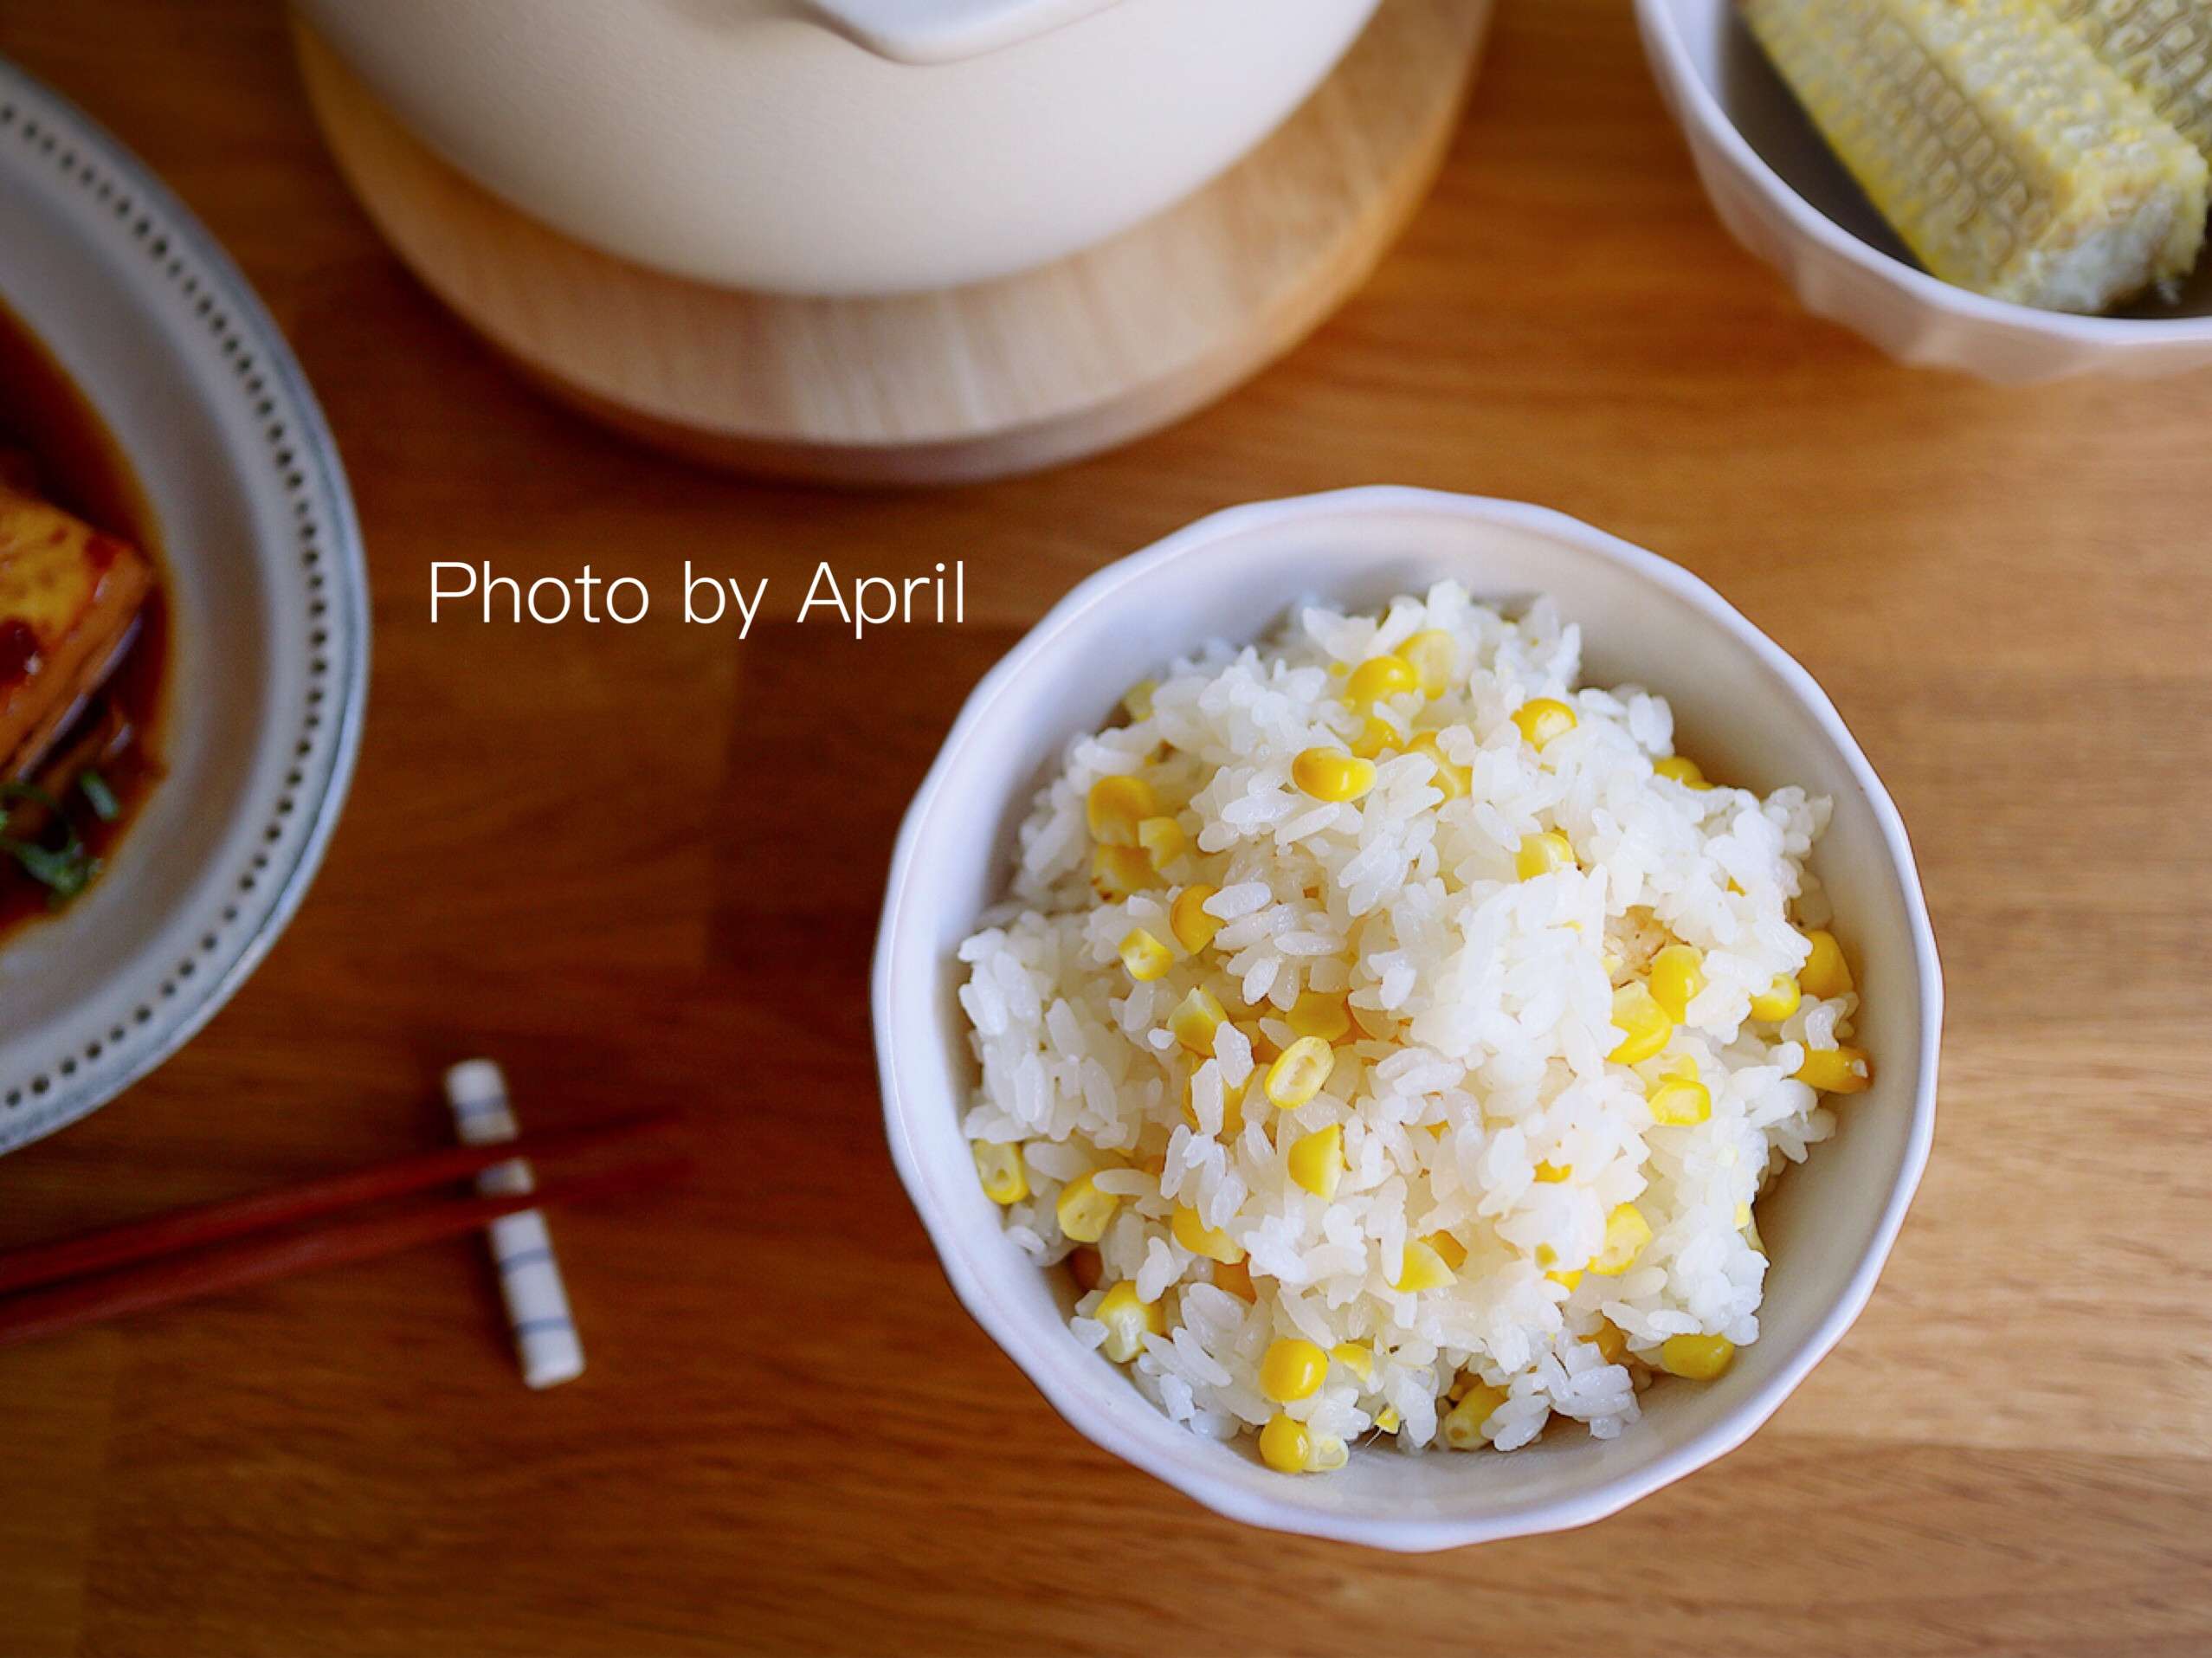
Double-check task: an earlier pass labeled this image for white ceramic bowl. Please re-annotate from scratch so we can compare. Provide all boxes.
[1637,0,2212,383]
[293,0,1380,297]
[874,487,1941,1551]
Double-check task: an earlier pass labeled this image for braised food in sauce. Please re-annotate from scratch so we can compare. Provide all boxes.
[0,298,167,932]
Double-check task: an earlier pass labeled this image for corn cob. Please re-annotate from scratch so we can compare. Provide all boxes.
[2054,0,2212,159]
[1740,0,2209,311]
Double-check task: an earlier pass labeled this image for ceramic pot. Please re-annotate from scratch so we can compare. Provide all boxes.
[295,0,1383,296]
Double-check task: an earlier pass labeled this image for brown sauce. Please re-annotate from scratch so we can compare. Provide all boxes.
[0,294,169,937]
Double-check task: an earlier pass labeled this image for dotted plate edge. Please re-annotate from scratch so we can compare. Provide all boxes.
[0,63,369,1151]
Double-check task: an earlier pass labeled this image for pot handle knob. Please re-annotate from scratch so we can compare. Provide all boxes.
[797,0,1116,65]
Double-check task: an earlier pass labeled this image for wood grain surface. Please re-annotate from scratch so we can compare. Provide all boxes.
[0,2,2208,1654]
[290,0,1491,484]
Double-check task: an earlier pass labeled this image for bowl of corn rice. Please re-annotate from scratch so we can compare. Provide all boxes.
[875,487,1940,1550]
[1638,0,2212,382]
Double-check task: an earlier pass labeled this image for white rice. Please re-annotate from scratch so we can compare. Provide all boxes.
[957,583,1861,1464]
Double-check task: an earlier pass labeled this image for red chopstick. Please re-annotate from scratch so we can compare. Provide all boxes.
[0,1148,686,1350]
[0,1112,678,1297]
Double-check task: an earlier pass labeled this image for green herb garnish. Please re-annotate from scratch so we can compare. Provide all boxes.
[0,780,61,818]
[0,781,100,905]
[78,768,119,823]
[0,835,98,900]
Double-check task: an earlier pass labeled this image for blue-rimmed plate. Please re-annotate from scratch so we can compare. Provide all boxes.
[0,61,368,1152]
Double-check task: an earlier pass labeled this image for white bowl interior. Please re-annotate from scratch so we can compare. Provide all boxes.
[1654,0,2212,320]
[878,489,1937,1546]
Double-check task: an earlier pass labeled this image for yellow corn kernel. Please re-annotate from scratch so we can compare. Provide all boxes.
[1215,1256,1257,1301]
[1264,1036,1337,1110]
[1182,1073,1246,1139]
[1286,990,1351,1043]
[1426,1231,1470,1271]
[1798,928,1854,998]
[1407,731,1470,800]
[1096,1280,1164,1363]
[1121,679,1156,722]
[1292,748,1377,803]
[1345,655,1419,708]
[1441,1381,1508,1449]
[1307,1434,1349,1473]
[1260,1337,1330,1403]
[1648,943,1706,1023]
[1515,830,1576,881]
[1659,1333,1734,1381]
[1348,716,1397,759]
[1607,982,1674,1065]
[1169,987,1228,1055]
[1259,1413,1312,1474]
[1546,1268,1584,1291]
[971,1140,1029,1204]
[1117,928,1172,983]
[1373,1405,1402,1433]
[1511,697,1578,750]
[1796,1045,1873,1094]
[1593,1319,1629,1365]
[1532,1160,1572,1184]
[1055,1172,1119,1243]
[1401,629,1455,697]
[1069,1245,1104,1292]
[1086,774,1156,846]
[1137,816,1187,872]
[1393,1239,1457,1293]
[1170,884,1222,954]
[1287,1123,1345,1200]
[1590,1203,1652,1276]
[1653,754,1712,790]
[1648,1073,1712,1126]
[1331,1342,1376,1386]
[1744,1211,1766,1256]
[1750,973,1802,1022]
[1091,843,1154,898]
[1171,1203,1245,1264]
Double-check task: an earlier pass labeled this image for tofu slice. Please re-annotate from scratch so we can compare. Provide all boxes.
[0,483,153,778]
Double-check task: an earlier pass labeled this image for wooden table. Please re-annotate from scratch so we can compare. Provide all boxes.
[2,3,2207,1653]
